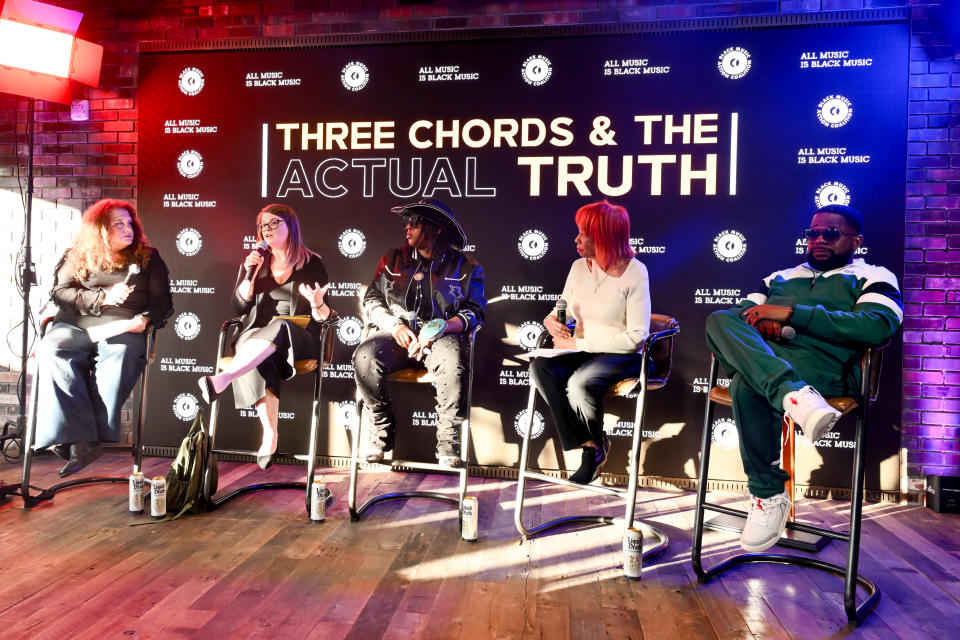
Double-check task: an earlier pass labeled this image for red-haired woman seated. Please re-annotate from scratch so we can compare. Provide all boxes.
[36,199,173,477]
[529,201,651,484]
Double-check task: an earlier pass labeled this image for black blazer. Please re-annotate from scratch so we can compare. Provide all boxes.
[231,252,330,336]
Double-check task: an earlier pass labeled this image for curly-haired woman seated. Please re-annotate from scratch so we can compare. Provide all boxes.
[35,199,173,477]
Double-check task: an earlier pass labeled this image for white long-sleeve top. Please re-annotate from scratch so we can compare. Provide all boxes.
[551,257,651,354]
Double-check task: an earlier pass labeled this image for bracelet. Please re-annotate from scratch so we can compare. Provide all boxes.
[785,305,795,325]
[311,303,327,312]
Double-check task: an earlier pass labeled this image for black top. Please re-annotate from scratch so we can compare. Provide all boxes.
[50,247,174,329]
[232,252,330,335]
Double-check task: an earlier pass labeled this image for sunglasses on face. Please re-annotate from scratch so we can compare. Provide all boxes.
[401,214,424,230]
[803,227,857,242]
[257,218,285,232]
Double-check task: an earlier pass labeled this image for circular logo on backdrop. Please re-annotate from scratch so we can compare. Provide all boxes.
[336,400,358,431]
[514,409,545,439]
[713,230,747,262]
[711,418,739,450]
[717,47,751,79]
[176,228,202,256]
[817,95,852,128]
[341,61,369,91]
[521,55,552,86]
[337,316,363,346]
[177,150,204,178]
[815,181,851,207]
[518,229,549,260]
[173,392,200,422]
[178,67,205,95]
[338,228,367,259]
[174,312,201,341]
[517,321,545,351]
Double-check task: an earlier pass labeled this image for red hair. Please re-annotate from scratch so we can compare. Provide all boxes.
[574,200,635,271]
[67,199,152,280]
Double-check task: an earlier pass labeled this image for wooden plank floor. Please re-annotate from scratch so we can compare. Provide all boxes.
[1,452,958,639]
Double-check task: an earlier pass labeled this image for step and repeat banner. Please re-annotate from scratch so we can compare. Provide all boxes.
[138,17,908,490]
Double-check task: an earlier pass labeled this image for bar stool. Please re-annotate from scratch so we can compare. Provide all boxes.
[513,314,679,563]
[201,314,339,520]
[691,342,889,626]
[348,325,479,526]
[1,315,158,507]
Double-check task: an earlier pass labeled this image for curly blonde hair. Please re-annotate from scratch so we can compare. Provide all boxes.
[67,199,152,280]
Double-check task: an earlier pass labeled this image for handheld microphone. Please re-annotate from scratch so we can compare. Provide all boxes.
[556,299,567,326]
[244,241,269,281]
[123,263,141,285]
[779,326,796,341]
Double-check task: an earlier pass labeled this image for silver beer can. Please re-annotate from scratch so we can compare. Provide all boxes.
[461,496,478,542]
[150,476,166,519]
[129,472,144,514]
[310,479,327,523]
[623,526,643,579]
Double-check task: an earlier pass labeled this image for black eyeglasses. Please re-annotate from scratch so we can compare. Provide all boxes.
[257,218,285,232]
[802,227,857,242]
[401,214,423,230]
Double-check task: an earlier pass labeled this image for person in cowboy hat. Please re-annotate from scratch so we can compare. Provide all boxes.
[352,198,486,467]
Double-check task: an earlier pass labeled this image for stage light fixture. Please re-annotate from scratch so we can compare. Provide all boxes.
[0,0,103,104]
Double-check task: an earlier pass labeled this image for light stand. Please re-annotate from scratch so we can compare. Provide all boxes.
[0,0,102,502]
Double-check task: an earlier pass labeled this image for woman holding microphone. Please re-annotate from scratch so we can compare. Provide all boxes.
[529,200,651,484]
[197,204,332,469]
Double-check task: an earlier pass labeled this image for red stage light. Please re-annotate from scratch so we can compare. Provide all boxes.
[0,0,103,104]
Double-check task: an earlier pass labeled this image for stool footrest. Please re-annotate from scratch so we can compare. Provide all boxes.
[702,500,850,543]
[350,491,459,521]
[519,470,630,499]
[212,481,310,508]
[356,458,467,475]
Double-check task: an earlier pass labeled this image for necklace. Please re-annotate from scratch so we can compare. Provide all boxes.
[594,270,609,293]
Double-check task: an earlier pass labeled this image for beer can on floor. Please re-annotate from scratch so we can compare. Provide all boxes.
[623,527,643,580]
[150,476,166,519]
[461,496,478,542]
[129,472,144,514]
[310,479,327,523]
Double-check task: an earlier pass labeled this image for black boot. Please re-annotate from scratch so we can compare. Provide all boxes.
[59,442,102,478]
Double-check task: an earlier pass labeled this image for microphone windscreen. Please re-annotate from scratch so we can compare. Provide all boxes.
[256,241,269,253]
[780,326,796,340]
[124,263,141,284]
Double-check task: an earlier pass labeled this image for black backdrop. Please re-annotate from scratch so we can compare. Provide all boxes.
[138,16,908,490]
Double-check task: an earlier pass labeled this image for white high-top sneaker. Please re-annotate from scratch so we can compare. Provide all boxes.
[740,491,792,552]
[783,385,842,445]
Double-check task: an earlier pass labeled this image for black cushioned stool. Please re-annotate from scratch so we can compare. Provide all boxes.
[513,314,679,567]
[2,315,158,507]
[348,326,479,530]
[202,314,338,520]
[692,343,889,626]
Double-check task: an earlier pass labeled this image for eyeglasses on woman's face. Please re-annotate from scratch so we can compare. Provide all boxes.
[257,218,286,233]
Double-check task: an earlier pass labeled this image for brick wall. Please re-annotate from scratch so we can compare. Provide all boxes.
[1,0,957,484]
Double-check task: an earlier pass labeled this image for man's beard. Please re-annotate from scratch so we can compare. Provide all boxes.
[806,248,854,271]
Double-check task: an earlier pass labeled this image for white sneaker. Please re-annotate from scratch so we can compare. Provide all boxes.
[740,491,792,552]
[783,385,842,445]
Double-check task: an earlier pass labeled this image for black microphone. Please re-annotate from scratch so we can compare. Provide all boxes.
[244,241,269,281]
[123,263,141,285]
[556,298,567,326]
[779,325,796,340]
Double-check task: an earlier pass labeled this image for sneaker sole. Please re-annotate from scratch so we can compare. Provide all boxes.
[803,408,842,445]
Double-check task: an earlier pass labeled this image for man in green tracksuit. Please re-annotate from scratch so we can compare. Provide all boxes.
[705,204,903,552]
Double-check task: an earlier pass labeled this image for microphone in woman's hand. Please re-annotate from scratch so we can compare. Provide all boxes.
[556,298,567,325]
[123,263,141,285]
[244,241,269,281]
